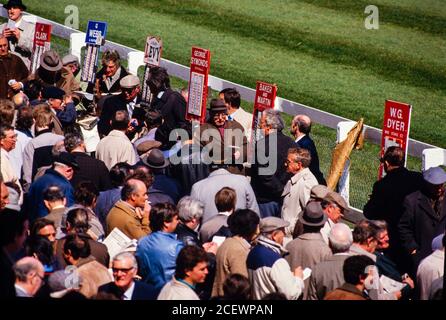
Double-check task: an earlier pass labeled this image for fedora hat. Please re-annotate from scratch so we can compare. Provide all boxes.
[301,201,327,227]
[40,50,63,72]
[142,148,169,169]
[209,98,227,114]
[3,0,27,11]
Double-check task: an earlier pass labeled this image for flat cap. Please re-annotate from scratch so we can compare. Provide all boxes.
[310,185,330,201]
[42,86,65,100]
[324,191,349,211]
[53,152,79,169]
[136,140,162,155]
[62,54,79,66]
[423,166,446,185]
[120,75,140,88]
[260,217,289,233]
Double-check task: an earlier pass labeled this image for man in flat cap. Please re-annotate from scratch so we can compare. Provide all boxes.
[1,0,35,68]
[97,74,146,138]
[193,98,247,175]
[320,191,349,244]
[42,86,76,128]
[247,217,304,300]
[26,152,78,222]
[399,166,446,275]
[62,54,86,91]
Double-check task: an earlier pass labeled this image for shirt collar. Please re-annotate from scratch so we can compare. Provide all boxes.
[122,281,135,300]
[157,91,164,99]
[295,134,306,143]
[176,277,196,290]
[218,211,232,217]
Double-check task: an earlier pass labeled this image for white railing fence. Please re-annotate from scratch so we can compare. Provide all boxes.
[3,10,445,220]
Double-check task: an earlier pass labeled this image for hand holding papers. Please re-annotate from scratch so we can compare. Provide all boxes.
[102,228,138,259]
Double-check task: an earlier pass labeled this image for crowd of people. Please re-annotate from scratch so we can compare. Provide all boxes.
[0,0,445,301]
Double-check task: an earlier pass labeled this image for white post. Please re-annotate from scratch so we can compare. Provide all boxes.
[422,148,446,171]
[336,121,357,206]
[69,32,86,63]
[127,51,145,76]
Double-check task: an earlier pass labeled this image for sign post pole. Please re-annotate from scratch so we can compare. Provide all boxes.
[185,47,211,124]
[80,21,108,84]
[249,81,277,163]
[141,36,163,103]
[30,23,52,74]
[378,100,412,179]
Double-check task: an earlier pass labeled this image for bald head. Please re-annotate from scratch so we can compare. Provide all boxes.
[292,114,312,137]
[14,257,45,296]
[13,92,29,109]
[121,178,148,209]
[328,223,353,253]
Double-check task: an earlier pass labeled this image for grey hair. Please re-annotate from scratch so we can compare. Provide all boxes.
[13,258,41,282]
[64,132,84,153]
[177,196,205,222]
[263,109,284,132]
[113,252,138,269]
[328,223,353,253]
[369,220,387,232]
[369,220,388,238]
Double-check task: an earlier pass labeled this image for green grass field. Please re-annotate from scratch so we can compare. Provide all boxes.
[20,0,446,148]
[3,1,441,210]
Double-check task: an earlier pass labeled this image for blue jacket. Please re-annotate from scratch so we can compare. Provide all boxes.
[26,168,75,222]
[95,187,122,228]
[136,232,184,291]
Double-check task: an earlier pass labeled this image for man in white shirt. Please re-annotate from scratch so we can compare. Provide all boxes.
[219,88,252,141]
[96,110,137,170]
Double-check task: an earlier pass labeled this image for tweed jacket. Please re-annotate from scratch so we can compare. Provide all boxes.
[212,236,251,298]
[106,200,150,240]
